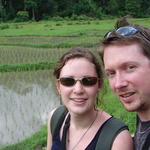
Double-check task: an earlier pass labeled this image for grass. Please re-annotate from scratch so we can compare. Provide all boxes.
[0,18,149,150]
[0,20,114,36]
[0,62,55,72]
[1,18,149,37]
[0,125,47,150]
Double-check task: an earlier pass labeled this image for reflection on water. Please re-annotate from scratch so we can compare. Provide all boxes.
[0,70,60,147]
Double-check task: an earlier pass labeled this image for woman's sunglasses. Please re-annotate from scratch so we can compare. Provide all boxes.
[58,77,99,87]
[105,26,150,41]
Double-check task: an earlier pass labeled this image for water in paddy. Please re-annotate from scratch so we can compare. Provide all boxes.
[0,70,60,147]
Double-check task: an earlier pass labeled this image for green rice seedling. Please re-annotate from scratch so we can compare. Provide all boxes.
[68,36,101,45]
[4,112,7,123]
[0,132,4,138]
[0,36,57,44]
[0,46,71,65]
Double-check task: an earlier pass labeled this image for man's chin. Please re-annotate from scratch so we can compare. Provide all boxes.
[122,103,136,112]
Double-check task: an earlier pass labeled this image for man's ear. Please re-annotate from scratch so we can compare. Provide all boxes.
[56,81,61,95]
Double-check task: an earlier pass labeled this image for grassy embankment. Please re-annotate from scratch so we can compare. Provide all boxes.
[0,18,150,150]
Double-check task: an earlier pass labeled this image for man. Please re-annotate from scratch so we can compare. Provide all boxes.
[98,16,150,150]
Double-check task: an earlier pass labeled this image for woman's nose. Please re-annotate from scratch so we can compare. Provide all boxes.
[73,81,84,94]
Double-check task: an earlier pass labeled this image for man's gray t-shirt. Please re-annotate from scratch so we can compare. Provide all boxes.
[134,120,150,150]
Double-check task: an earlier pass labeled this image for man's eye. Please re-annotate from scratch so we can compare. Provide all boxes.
[126,65,135,71]
[106,72,115,78]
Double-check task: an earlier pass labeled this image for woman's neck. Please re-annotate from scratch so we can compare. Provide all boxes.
[69,108,99,129]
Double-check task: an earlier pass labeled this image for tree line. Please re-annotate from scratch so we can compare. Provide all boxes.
[0,0,149,22]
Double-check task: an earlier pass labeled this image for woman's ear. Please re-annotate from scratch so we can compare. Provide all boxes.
[97,86,101,94]
[98,79,103,93]
[56,80,61,95]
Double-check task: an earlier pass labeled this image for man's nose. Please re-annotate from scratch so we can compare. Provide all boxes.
[114,72,128,90]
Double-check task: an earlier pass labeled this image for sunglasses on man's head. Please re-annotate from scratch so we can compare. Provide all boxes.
[58,77,99,87]
[105,26,150,41]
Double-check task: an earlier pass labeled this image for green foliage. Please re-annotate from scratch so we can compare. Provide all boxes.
[77,15,93,21]
[74,0,95,17]
[0,24,9,30]
[52,16,64,21]
[125,0,143,17]
[24,0,37,9]
[96,7,104,19]
[70,14,78,20]
[105,0,119,16]
[14,11,29,22]
[0,5,5,21]
[0,0,149,21]
[140,0,150,17]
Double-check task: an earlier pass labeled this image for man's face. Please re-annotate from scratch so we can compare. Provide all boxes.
[103,43,150,113]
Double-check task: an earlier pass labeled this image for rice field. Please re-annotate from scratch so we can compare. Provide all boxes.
[0,36,77,44]
[0,70,60,147]
[0,45,100,66]
[0,46,69,65]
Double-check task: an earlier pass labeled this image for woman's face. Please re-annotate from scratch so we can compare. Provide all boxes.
[56,58,100,114]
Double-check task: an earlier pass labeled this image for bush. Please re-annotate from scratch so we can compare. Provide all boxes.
[0,24,9,30]
[52,16,64,21]
[70,14,78,20]
[64,16,70,21]
[70,14,93,21]
[14,11,29,22]
[67,22,73,25]
[42,14,50,20]
[77,15,92,20]
[55,23,62,26]
[96,7,104,19]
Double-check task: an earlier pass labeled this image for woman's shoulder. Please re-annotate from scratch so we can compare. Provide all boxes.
[48,107,58,122]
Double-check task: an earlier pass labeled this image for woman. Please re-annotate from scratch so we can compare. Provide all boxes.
[46,47,133,150]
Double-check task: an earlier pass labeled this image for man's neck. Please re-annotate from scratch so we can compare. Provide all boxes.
[137,109,150,122]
